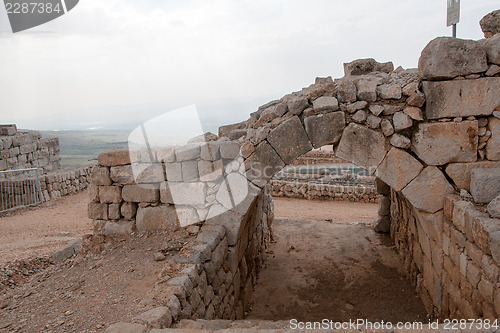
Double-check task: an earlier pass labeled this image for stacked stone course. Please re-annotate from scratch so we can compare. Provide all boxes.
[39,166,92,201]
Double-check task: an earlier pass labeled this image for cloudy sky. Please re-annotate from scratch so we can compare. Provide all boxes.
[0,0,498,132]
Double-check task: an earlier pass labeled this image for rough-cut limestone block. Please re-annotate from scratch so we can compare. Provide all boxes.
[98,148,131,167]
[336,123,386,172]
[392,112,413,132]
[312,96,339,112]
[483,34,500,65]
[110,165,135,185]
[490,231,500,266]
[287,97,309,116]
[423,78,500,119]
[267,116,312,165]
[219,142,240,160]
[175,144,200,162]
[480,9,500,38]
[121,202,137,220]
[376,148,423,192]
[335,78,357,103]
[200,142,220,161]
[181,160,198,182]
[445,161,500,192]
[402,166,455,213]
[356,80,378,102]
[136,206,178,233]
[165,163,182,182]
[156,146,176,163]
[103,220,135,236]
[104,322,147,333]
[91,167,112,186]
[88,202,108,220]
[122,184,159,203]
[473,216,500,255]
[304,112,345,149]
[166,182,205,206]
[486,117,500,161]
[132,307,172,329]
[418,37,488,80]
[488,194,500,218]
[470,168,500,204]
[377,83,401,100]
[218,121,246,138]
[0,124,17,136]
[244,141,285,187]
[198,160,223,182]
[98,186,122,204]
[343,58,394,76]
[412,121,478,165]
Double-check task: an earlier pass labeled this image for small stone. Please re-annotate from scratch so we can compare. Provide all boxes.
[312,96,339,112]
[494,111,500,119]
[393,112,413,131]
[345,101,368,114]
[381,119,395,137]
[487,194,500,218]
[407,92,426,108]
[390,134,411,149]
[351,110,367,123]
[154,252,166,261]
[240,141,255,159]
[369,105,384,117]
[403,107,424,121]
[486,64,500,76]
[186,225,200,234]
[377,83,402,100]
[366,115,381,129]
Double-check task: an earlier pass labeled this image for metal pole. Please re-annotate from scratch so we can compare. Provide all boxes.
[453,24,457,38]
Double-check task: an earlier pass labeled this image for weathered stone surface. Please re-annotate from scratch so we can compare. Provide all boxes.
[110,165,135,185]
[402,166,455,213]
[483,34,500,65]
[304,112,345,149]
[369,105,384,117]
[245,141,285,186]
[200,142,220,161]
[122,184,159,203]
[473,216,500,254]
[156,146,176,163]
[287,97,309,115]
[0,124,17,136]
[136,206,178,233]
[418,37,488,80]
[219,142,240,160]
[366,114,381,129]
[486,64,500,76]
[407,92,426,108]
[166,182,205,206]
[108,203,121,220]
[345,101,368,114]
[98,149,131,167]
[175,144,200,162]
[480,9,500,38]
[121,202,137,220]
[218,121,245,138]
[181,160,199,182]
[88,202,107,220]
[132,307,172,329]
[104,322,147,333]
[486,117,500,161]
[102,220,135,236]
[344,58,394,76]
[52,239,81,264]
[165,163,182,182]
[187,132,218,144]
[312,96,339,112]
[389,134,411,149]
[423,78,500,119]
[487,194,500,218]
[403,107,424,121]
[470,168,500,204]
[375,178,390,196]
[356,80,378,102]
[336,123,386,171]
[376,148,423,191]
[373,215,391,233]
[380,119,394,137]
[335,78,357,103]
[99,186,122,204]
[267,116,312,164]
[412,121,478,165]
[445,161,500,191]
[134,164,164,184]
[393,112,413,132]
[91,167,112,186]
[377,83,402,100]
[198,160,223,182]
[351,110,367,123]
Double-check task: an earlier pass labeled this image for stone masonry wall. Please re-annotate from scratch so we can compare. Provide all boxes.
[0,124,61,174]
[39,166,93,202]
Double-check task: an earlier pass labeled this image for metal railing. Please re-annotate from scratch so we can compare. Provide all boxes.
[0,168,44,213]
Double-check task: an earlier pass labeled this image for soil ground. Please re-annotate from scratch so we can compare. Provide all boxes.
[246,197,428,324]
[0,190,92,265]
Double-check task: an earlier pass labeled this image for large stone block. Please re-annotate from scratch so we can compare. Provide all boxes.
[165,163,182,182]
[486,117,500,161]
[198,160,223,182]
[98,148,131,167]
[219,142,240,160]
[245,141,285,186]
[402,166,455,213]
[376,148,423,191]
[122,184,159,203]
[445,161,500,191]
[412,121,478,165]
[0,124,17,136]
[267,116,312,164]
[470,168,500,204]
[110,165,135,185]
[175,144,200,162]
[304,112,345,149]
[312,96,339,112]
[99,186,122,204]
[336,123,386,171]
[165,182,205,206]
[418,37,488,80]
[335,78,357,103]
[88,202,108,220]
[480,10,500,38]
[422,78,500,119]
[136,206,179,233]
[483,34,500,65]
[91,167,112,186]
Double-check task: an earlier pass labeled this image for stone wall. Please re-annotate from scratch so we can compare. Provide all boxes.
[0,125,61,174]
[39,166,93,201]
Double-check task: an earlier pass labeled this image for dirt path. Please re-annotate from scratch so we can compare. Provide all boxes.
[0,191,92,264]
[246,199,428,323]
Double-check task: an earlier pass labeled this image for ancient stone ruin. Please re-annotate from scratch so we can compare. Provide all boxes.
[87,15,500,331]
